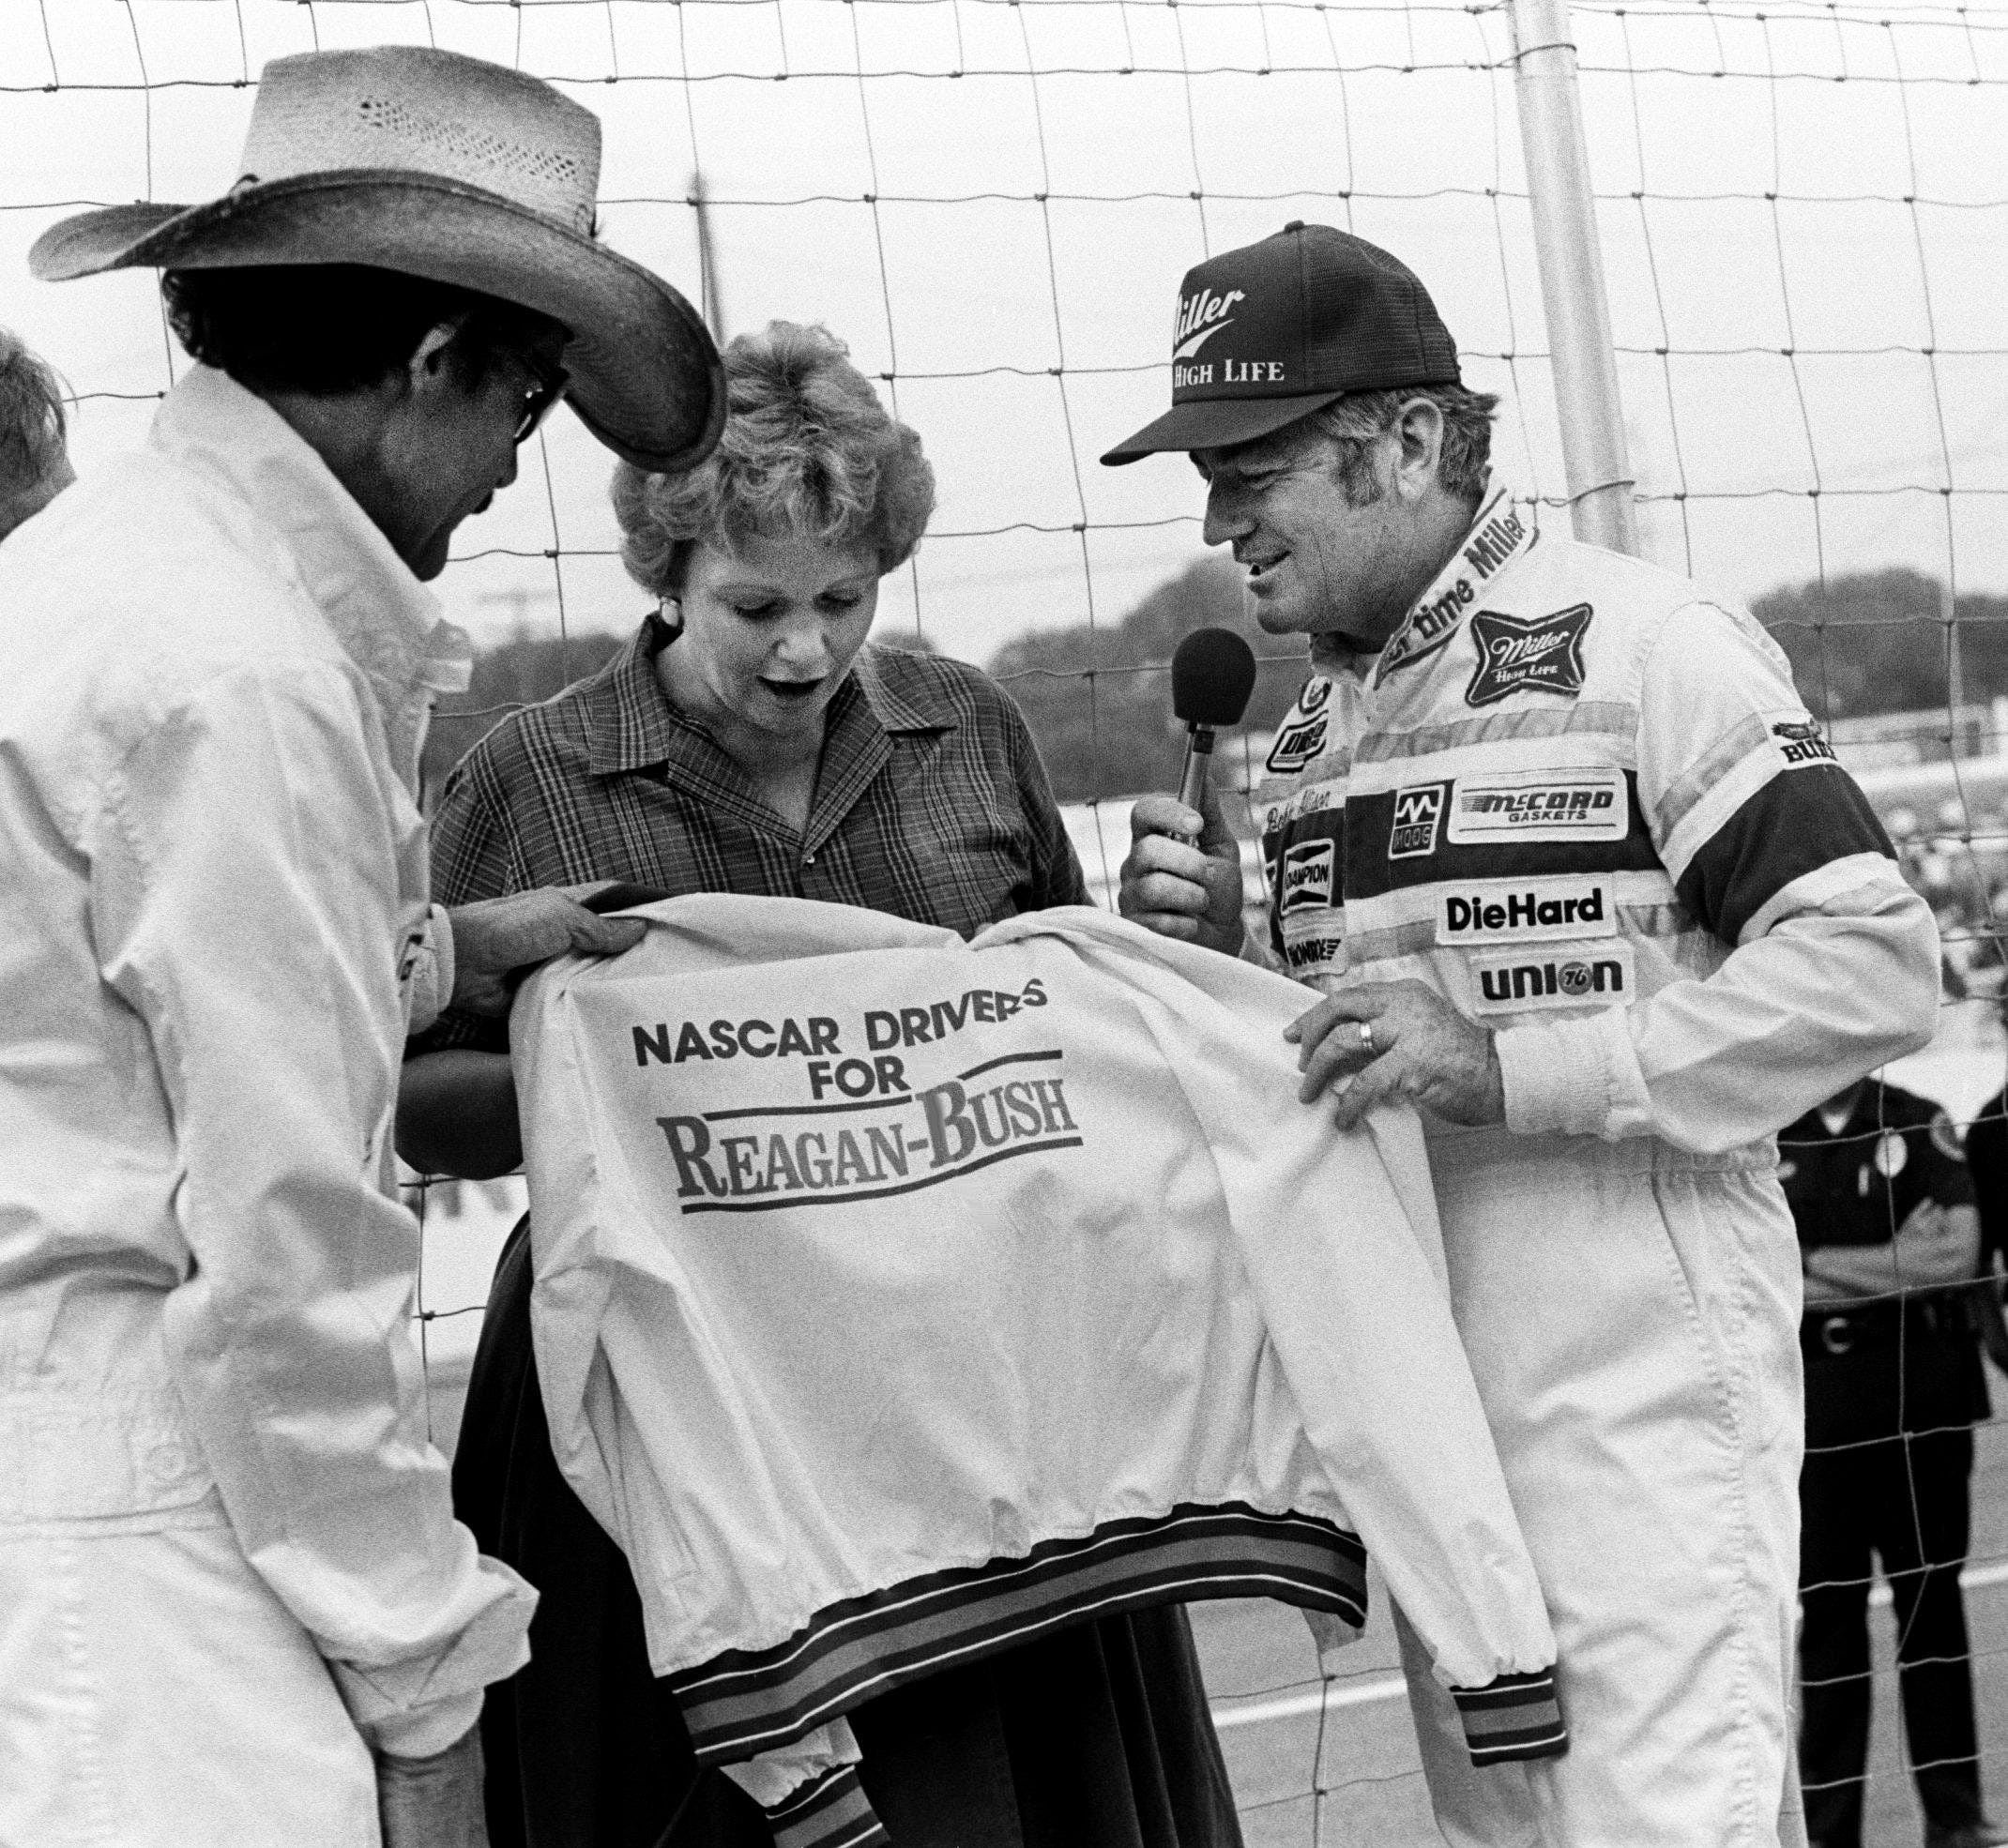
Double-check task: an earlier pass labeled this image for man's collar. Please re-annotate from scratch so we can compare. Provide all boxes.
[1365,483,1537,688]
[586,622,955,779]
[149,366,464,701]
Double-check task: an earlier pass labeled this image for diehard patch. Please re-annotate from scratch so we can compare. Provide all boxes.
[1464,604,1591,708]
[1388,781,1452,860]
[1446,765,1629,845]
[1770,714,1839,768]
[1468,940,1635,1015]
[1436,877,1617,947]
[1280,839,1336,913]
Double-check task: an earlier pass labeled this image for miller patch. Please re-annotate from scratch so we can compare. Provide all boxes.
[1388,781,1452,860]
[1464,604,1591,708]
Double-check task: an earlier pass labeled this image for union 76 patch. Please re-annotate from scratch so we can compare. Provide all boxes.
[1464,604,1591,708]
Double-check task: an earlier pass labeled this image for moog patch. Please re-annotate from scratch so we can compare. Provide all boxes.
[1468,940,1635,1014]
[1464,604,1591,707]
[1447,765,1628,845]
[1436,876,1617,947]
[1388,781,1452,860]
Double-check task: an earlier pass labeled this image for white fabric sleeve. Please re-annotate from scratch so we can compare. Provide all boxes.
[94,662,535,1754]
[1497,601,1939,1151]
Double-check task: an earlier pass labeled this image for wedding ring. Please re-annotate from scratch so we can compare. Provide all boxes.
[1359,1021,1375,1053]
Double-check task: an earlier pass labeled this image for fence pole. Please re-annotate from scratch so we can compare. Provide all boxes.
[1509,0,1639,557]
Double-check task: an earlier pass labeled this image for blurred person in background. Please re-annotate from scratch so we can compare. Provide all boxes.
[0,46,719,1848]
[1781,1079,2008,1848]
[0,325,73,539]
[1106,221,1939,1847]
[398,319,1244,1848]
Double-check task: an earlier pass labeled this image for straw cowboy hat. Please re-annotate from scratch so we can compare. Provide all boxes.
[29,45,723,474]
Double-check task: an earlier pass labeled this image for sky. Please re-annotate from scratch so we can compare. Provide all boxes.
[0,0,2002,664]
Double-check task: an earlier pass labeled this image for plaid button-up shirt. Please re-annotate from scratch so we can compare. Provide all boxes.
[418,616,1090,1053]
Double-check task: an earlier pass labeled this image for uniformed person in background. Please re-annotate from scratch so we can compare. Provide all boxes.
[1780,1078,2006,1848]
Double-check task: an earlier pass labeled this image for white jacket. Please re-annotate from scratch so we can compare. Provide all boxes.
[0,368,531,1756]
[515,896,1565,1824]
[1254,486,1940,1153]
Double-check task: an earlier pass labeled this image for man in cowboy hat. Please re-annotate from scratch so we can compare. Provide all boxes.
[1107,222,1940,1846]
[0,46,721,1847]
[0,325,73,540]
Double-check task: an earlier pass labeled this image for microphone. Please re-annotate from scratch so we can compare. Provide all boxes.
[1169,627,1258,842]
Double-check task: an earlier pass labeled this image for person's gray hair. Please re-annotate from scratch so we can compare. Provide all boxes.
[612,321,936,595]
[1306,383,1498,507]
[0,326,68,505]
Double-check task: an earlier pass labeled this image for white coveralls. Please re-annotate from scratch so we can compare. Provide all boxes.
[0,369,535,1846]
[1252,488,1940,1847]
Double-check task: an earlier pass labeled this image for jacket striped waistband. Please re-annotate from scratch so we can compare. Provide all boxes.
[667,1503,1368,1765]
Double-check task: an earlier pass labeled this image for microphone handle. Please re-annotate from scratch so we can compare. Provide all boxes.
[1171,726,1216,844]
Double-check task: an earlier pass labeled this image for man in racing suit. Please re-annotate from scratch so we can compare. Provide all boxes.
[1106,222,1941,1847]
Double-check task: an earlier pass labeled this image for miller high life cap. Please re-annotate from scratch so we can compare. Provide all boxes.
[1100,221,1461,465]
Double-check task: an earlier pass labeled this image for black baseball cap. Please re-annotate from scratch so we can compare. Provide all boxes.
[1100,222,1461,465]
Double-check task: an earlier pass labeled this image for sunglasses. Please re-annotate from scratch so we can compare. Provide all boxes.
[510,349,570,446]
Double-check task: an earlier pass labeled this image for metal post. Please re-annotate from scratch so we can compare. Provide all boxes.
[1510,0,1639,556]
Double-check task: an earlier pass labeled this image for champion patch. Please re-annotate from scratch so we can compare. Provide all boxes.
[1280,839,1336,913]
[1771,715,1839,767]
[1388,781,1452,860]
[1446,765,1629,845]
[1465,604,1591,708]
[1468,940,1635,1014]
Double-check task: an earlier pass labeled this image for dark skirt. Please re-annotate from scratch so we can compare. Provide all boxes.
[452,1218,1246,1848]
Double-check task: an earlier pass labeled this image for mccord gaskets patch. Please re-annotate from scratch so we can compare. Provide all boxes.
[1464,603,1591,708]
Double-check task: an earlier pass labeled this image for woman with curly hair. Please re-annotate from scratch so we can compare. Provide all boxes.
[400,323,1242,1848]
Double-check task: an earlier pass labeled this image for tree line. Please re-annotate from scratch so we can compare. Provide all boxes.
[421,565,2008,808]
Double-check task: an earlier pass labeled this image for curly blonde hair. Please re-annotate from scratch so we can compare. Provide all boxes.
[613,322,936,595]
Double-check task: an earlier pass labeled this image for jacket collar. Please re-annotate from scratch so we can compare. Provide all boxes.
[148,366,471,786]
[1349,481,1537,689]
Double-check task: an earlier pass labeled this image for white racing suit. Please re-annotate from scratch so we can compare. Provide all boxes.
[1253,488,1940,1847]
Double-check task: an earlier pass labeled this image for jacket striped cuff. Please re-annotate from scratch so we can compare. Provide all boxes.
[765,1765,889,1848]
[1452,1669,1567,1764]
